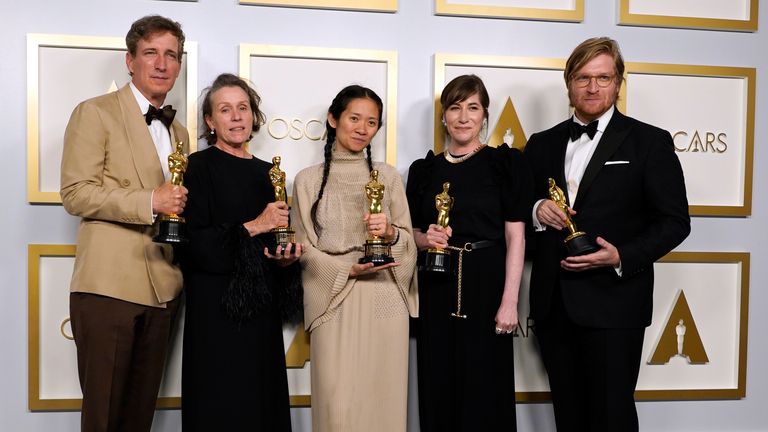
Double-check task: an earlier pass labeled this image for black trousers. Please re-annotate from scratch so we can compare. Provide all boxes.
[70,292,180,432]
[535,287,645,432]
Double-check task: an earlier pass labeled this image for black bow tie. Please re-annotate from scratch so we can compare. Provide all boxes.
[568,120,598,142]
[145,105,176,129]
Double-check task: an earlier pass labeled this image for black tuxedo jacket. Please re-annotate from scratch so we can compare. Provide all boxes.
[525,109,690,329]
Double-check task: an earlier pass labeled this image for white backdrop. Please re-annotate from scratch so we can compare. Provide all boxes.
[2,1,767,431]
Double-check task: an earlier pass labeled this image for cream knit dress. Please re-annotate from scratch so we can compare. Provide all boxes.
[292,147,418,432]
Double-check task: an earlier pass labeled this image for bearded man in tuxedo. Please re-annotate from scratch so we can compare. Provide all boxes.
[525,37,690,431]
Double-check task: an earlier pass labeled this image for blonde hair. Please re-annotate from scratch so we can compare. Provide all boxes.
[564,37,625,85]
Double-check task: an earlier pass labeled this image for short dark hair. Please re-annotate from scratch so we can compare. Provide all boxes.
[564,37,625,86]
[126,15,185,61]
[199,73,266,145]
[440,74,490,121]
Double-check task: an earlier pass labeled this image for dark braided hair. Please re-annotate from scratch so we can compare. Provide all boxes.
[310,85,383,229]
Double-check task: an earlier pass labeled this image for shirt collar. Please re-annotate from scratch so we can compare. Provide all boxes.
[129,82,167,114]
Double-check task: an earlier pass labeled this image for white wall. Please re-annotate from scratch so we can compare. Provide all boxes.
[2,1,767,431]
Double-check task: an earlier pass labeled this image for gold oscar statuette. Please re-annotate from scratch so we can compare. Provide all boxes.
[547,178,598,256]
[358,169,394,266]
[153,141,189,244]
[424,182,454,273]
[269,156,296,254]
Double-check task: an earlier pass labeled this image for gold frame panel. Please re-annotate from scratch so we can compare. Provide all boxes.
[433,53,566,154]
[618,62,755,217]
[28,244,76,410]
[26,34,198,204]
[239,0,396,12]
[28,244,310,410]
[239,44,398,166]
[435,0,583,21]
[516,251,750,403]
[618,0,758,32]
[28,244,181,410]
[636,251,750,400]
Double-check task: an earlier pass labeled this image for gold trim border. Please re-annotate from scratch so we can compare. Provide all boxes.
[239,0,396,12]
[28,244,311,411]
[618,62,756,217]
[618,0,758,32]
[26,34,198,204]
[239,44,398,166]
[644,251,750,400]
[515,251,750,402]
[435,0,583,22]
[433,53,566,154]
[618,0,759,32]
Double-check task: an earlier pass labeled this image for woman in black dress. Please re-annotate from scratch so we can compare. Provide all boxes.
[406,74,532,431]
[180,73,302,431]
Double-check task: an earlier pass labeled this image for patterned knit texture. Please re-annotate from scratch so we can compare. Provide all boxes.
[292,147,418,331]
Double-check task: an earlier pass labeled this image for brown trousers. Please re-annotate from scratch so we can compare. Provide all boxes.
[70,292,180,432]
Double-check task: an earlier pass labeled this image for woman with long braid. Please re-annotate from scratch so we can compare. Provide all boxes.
[291,85,418,432]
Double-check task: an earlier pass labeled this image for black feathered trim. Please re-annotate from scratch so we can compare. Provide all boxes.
[220,225,304,325]
[221,225,273,324]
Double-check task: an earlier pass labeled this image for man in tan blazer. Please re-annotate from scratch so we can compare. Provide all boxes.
[60,15,189,432]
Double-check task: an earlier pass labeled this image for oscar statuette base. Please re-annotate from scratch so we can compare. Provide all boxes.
[424,248,452,273]
[269,226,296,255]
[153,214,188,244]
[565,231,599,256]
[359,238,394,266]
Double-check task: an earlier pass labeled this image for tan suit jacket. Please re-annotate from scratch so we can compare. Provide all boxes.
[61,84,190,307]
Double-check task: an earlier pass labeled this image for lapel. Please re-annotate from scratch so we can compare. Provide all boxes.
[551,120,571,206]
[116,84,165,188]
[169,121,190,154]
[572,109,630,209]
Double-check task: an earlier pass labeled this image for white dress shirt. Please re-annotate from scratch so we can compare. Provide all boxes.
[129,83,173,217]
[129,83,173,181]
[564,105,614,204]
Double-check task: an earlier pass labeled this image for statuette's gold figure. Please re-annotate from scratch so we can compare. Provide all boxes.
[168,141,187,188]
[365,170,385,216]
[547,178,598,256]
[359,169,394,265]
[268,155,295,252]
[153,141,188,244]
[548,178,578,235]
[269,156,287,203]
[435,182,453,228]
[424,181,453,274]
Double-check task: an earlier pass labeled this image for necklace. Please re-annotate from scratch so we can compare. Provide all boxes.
[444,144,486,164]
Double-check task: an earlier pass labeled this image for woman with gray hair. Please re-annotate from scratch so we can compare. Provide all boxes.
[180,73,302,431]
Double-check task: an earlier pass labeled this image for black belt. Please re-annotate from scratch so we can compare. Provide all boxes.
[438,238,503,319]
[451,239,503,251]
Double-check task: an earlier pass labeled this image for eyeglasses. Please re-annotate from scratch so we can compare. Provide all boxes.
[572,74,616,88]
